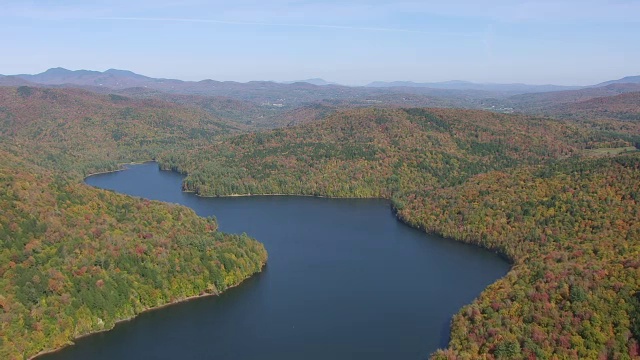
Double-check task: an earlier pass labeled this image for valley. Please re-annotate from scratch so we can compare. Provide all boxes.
[0,68,639,359]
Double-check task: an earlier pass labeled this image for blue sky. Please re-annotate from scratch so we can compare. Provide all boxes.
[1,0,639,85]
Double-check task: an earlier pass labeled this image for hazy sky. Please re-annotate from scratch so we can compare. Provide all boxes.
[1,0,639,85]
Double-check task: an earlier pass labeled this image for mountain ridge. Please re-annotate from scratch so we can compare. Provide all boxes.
[366,80,582,93]
[6,67,640,93]
[594,75,640,87]
[281,78,338,86]
[4,68,640,118]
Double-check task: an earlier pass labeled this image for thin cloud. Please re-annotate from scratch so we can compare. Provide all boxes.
[97,16,481,37]
[388,0,640,23]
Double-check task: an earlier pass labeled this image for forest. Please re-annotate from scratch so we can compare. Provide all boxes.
[157,107,640,198]
[408,155,640,359]
[1,84,639,359]
[0,86,245,178]
[157,107,640,359]
[0,87,267,359]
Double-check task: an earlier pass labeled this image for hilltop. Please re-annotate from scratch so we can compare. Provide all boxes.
[595,75,640,87]
[6,69,640,127]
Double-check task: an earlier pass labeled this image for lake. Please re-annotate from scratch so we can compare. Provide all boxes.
[40,162,509,360]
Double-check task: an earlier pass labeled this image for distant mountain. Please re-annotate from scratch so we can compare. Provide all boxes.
[367,80,471,88]
[282,78,338,86]
[6,68,640,114]
[594,75,640,87]
[2,68,496,108]
[505,83,640,113]
[366,80,581,94]
[14,67,152,88]
[0,75,33,87]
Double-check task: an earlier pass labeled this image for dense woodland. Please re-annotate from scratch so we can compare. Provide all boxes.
[158,107,640,359]
[502,84,640,115]
[0,87,267,359]
[0,86,244,177]
[406,156,640,359]
[551,92,640,122]
[158,108,639,198]
[1,84,640,359]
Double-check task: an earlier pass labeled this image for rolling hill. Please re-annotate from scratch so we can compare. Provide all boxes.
[0,150,267,360]
[282,78,338,86]
[0,76,33,87]
[551,92,640,121]
[8,69,640,126]
[504,83,640,114]
[367,80,580,94]
[0,86,245,176]
[595,75,640,87]
[7,68,473,107]
[2,80,640,358]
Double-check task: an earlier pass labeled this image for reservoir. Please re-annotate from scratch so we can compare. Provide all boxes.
[41,162,509,360]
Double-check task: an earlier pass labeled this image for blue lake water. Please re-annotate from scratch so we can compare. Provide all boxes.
[40,162,509,360]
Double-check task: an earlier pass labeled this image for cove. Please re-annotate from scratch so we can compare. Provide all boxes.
[40,162,509,360]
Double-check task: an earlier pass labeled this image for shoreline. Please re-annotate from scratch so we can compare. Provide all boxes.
[83,160,155,178]
[168,167,512,264]
[192,187,515,266]
[74,162,512,359]
[119,163,511,264]
[188,190,383,200]
[29,264,265,360]
[193,190,513,263]
[157,164,384,200]
[389,206,514,265]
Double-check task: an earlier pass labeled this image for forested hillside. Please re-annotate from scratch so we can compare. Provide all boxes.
[157,107,640,358]
[404,156,640,359]
[504,83,640,114]
[157,108,637,197]
[552,92,640,122]
[0,87,268,359]
[0,86,243,177]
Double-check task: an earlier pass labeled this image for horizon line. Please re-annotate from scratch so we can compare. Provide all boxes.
[3,66,636,87]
